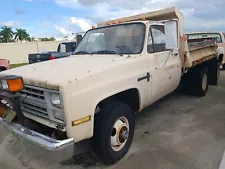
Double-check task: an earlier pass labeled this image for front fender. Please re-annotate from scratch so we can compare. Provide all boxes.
[61,82,145,143]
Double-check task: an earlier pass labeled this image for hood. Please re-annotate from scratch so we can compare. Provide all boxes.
[0,55,127,90]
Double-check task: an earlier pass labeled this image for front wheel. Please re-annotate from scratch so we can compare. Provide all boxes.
[91,101,135,165]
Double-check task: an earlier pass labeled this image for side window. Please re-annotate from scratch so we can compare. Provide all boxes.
[147,25,166,53]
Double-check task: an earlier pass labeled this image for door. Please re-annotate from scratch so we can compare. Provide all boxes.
[147,22,181,102]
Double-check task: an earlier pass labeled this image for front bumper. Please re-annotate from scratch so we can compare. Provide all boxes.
[0,88,74,162]
[0,118,74,162]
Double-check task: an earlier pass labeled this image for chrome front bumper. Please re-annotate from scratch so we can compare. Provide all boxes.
[0,118,74,162]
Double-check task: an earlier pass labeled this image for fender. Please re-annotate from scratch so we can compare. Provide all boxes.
[94,86,142,113]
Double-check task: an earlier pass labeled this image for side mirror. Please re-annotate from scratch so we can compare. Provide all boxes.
[165,21,178,50]
[76,35,83,44]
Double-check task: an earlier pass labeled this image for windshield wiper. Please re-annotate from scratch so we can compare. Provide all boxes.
[95,50,123,56]
[73,51,89,55]
[73,50,123,56]
[96,50,116,54]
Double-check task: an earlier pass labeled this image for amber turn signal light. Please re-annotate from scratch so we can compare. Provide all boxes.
[7,78,24,92]
[1,76,25,92]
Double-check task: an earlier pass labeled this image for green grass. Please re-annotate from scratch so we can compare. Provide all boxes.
[10,63,28,68]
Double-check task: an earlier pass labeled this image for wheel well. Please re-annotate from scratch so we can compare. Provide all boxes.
[0,66,7,71]
[97,88,140,112]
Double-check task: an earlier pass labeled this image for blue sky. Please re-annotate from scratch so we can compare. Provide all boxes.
[1,0,225,39]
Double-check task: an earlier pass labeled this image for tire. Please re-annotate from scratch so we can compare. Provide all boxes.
[91,101,135,165]
[223,64,225,70]
[195,67,209,97]
[217,62,220,82]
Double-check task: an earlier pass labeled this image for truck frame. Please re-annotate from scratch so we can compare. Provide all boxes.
[0,7,220,165]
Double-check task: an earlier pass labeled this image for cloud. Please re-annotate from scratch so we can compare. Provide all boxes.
[15,9,26,15]
[54,0,225,32]
[0,21,22,27]
[24,0,225,37]
[54,25,71,36]
[70,17,91,31]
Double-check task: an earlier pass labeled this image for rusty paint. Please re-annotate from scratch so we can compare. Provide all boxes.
[192,54,216,66]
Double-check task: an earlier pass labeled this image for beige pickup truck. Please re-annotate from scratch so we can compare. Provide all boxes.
[0,7,221,165]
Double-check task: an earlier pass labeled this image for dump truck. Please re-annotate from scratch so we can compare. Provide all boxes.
[0,7,221,165]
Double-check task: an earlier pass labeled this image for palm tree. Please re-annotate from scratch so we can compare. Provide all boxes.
[14,28,30,42]
[27,37,35,42]
[0,26,14,43]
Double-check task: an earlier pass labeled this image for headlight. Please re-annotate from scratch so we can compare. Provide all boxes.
[51,93,61,106]
[1,79,8,90]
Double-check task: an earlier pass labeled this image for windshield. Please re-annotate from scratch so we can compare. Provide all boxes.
[186,33,222,43]
[73,23,145,55]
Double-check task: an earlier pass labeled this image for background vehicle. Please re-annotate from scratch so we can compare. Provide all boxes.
[28,41,77,64]
[0,59,10,71]
[186,32,225,69]
[0,7,220,165]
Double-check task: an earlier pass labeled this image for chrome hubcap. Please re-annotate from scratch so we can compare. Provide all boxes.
[111,116,129,151]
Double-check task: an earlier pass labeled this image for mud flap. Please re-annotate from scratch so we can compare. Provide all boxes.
[208,57,219,86]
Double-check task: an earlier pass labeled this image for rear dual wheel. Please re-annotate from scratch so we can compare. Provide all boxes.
[197,68,209,97]
[180,67,209,97]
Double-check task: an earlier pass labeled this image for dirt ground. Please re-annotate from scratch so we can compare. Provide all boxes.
[1,72,225,169]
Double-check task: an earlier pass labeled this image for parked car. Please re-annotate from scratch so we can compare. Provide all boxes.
[186,32,225,69]
[0,59,10,71]
[0,7,221,165]
[28,41,78,64]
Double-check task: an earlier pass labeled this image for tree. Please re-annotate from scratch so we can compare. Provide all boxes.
[14,28,31,42]
[28,37,35,42]
[0,26,14,43]
[39,37,55,41]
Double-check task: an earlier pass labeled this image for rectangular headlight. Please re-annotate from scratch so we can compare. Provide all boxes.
[51,93,62,109]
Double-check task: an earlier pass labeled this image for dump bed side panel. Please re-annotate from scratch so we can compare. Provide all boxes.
[183,38,217,68]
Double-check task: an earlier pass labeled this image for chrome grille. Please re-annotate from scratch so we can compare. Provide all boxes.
[20,87,45,100]
[20,85,48,119]
[19,85,64,125]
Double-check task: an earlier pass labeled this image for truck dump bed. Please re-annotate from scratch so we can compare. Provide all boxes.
[185,38,217,67]
[97,7,218,71]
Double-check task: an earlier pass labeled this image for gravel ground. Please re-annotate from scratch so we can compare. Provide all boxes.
[1,72,225,169]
